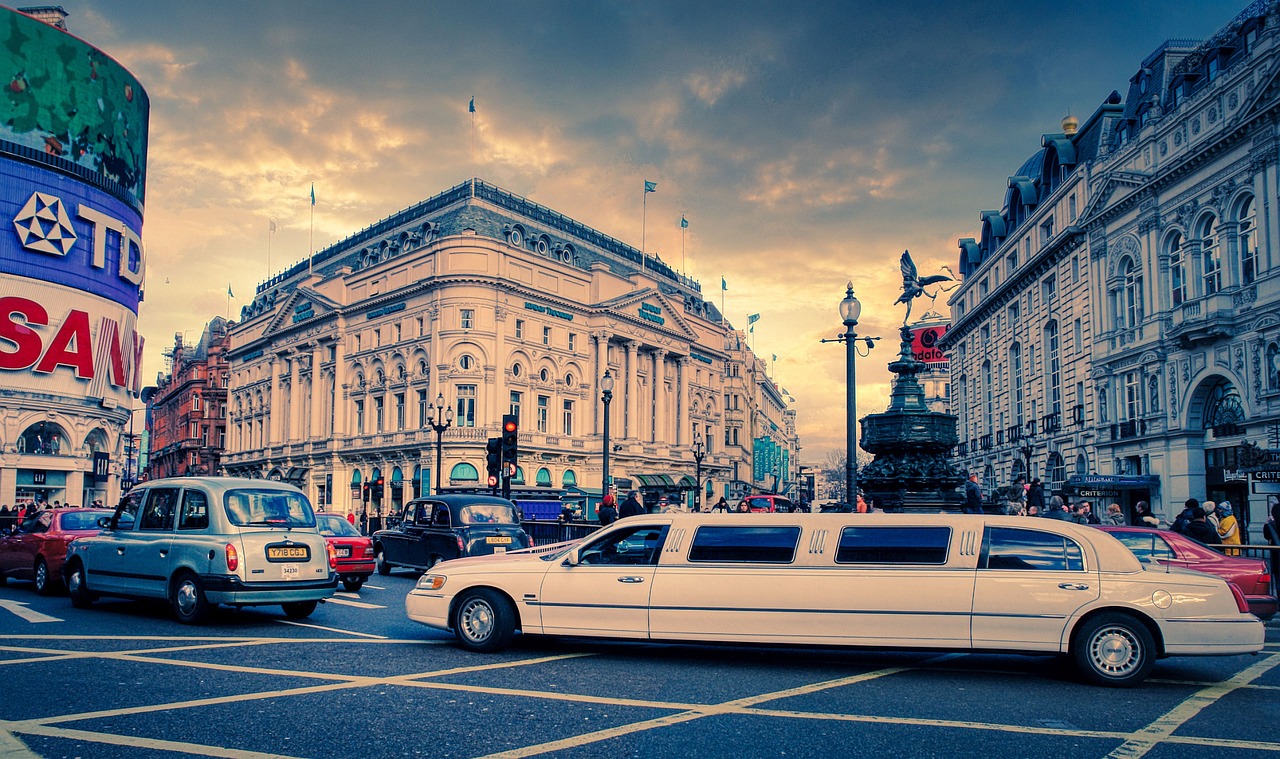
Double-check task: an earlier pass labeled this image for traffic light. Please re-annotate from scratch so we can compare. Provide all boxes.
[501,414,519,466]
[373,477,385,500]
[362,483,370,501]
[485,437,502,481]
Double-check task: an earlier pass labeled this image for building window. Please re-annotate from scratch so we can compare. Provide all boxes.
[568,333,576,351]
[563,400,574,436]
[460,309,474,329]
[1169,233,1186,306]
[1041,216,1055,242]
[418,390,428,427]
[455,385,476,427]
[1124,372,1141,421]
[515,319,524,339]
[395,393,405,430]
[192,394,202,411]
[1269,343,1280,391]
[375,328,381,347]
[459,354,475,371]
[416,316,424,336]
[979,278,989,298]
[542,326,551,346]
[537,395,549,433]
[1121,258,1143,328]
[1041,275,1056,307]
[1238,196,1257,286]
[1045,321,1061,416]
[355,400,365,435]
[188,422,198,439]
[983,360,993,435]
[1069,194,1077,222]
[1200,216,1221,296]
[1006,251,1018,273]
[375,396,385,432]
[1098,387,1108,424]
[1073,319,1083,353]
[1010,344,1023,426]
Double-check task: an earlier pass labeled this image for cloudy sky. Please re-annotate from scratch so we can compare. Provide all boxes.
[68,0,1242,461]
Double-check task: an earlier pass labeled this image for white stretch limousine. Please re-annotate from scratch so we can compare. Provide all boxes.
[405,513,1265,686]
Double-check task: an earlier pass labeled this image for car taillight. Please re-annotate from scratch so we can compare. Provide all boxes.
[362,543,374,558]
[1260,572,1272,593]
[1227,582,1249,614]
[225,543,239,572]
[457,536,465,553]
[327,542,338,570]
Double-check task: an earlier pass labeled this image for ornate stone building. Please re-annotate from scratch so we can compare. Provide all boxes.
[221,179,800,520]
[944,0,1280,533]
[143,318,231,482]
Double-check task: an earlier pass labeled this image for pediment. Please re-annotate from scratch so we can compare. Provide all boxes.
[595,288,698,340]
[263,288,341,336]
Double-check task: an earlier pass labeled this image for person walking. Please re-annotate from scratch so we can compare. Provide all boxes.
[1202,501,1220,534]
[1264,498,1280,592]
[964,472,983,514]
[1182,506,1221,545]
[598,493,618,525]
[1105,503,1125,525]
[1133,500,1160,528]
[714,496,728,512]
[1216,501,1241,555]
[1027,479,1045,515]
[619,491,643,519]
[1044,495,1071,520]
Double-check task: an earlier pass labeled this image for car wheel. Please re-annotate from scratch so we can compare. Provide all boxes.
[67,561,95,608]
[33,557,54,596]
[1071,612,1155,687]
[342,576,364,592]
[171,573,211,625]
[453,589,516,653]
[375,548,391,575]
[281,600,318,619]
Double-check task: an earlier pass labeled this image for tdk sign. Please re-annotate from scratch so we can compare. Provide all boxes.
[2,167,146,313]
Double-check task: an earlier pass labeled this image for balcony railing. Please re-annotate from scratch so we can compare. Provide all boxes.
[1112,419,1147,440]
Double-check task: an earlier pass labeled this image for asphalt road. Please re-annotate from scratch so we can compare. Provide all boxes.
[0,571,1277,759]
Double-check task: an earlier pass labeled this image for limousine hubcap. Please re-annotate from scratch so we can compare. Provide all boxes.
[460,599,494,641]
[1091,626,1139,674]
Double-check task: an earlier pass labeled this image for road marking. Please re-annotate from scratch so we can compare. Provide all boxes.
[323,597,385,609]
[274,619,389,638]
[1108,653,1280,759]
[0,599,61,624]
[7,722,306,759]
[0,726,40,759]
[362,583,387,590]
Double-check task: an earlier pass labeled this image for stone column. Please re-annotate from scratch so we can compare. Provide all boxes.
[653,349,667,444]
[333,329,348,437]
[676,357,688,447]
[624,340,638,440]
[289,352,302,442]
[310,343,324,439]
[268,355,283,446]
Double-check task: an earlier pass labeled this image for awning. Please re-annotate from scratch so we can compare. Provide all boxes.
[1065,475,1158,490]
[633,472,696,489]
[285,467,308,486]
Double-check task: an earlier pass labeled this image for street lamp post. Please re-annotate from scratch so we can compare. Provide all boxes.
[600,370,614,502]
[691,430,706,512]
[426,392,454,495]
[820,283,878,505]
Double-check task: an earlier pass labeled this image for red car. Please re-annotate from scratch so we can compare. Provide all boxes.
[1096,525,1277,621]
[317,513,375,592]
[0,507,112,595]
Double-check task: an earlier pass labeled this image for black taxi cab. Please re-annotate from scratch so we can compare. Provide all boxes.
[372,494,532,574]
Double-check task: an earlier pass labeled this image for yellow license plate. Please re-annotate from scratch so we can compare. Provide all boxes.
[486,536,512,545]
[267,545,310,560]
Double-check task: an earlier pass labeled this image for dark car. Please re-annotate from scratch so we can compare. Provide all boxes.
[317,513,375,592]
[0,507,112,594]
[1096,525,1276,621]
[372,495,532,574]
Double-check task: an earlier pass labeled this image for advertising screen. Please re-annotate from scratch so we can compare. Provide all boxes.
[911,325,948,365]
[0,8,149,204]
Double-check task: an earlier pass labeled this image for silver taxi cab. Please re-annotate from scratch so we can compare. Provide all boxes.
[405,513,1265,687]
[65,477,337,623]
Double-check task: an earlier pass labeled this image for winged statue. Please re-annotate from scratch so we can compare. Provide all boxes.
[895,250,952,325]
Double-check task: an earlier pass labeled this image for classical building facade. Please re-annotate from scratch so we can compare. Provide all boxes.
[221,179,800,520]
[0,8,148,509]
[945,0,1280,533]
[143,318,231,482]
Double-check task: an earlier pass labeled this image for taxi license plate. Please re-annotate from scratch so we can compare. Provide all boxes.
[281,563,300,579]
[486,536,512,545]
[336,547,351,558]
[267,545,310,561]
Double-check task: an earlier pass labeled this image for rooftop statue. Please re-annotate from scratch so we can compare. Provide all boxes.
[895,250,952,326]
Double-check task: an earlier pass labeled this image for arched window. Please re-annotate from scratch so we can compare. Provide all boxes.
[19,421,67,455]
[1168,233,1186,306]
[458,354,475,370]
[536,467,552,487]
[1238,195,1258,285]
[1121,257,1143,328]
[983,463,996,496]
[561,469,577,487]
[511,466,526,485]
[449,463,479,481]
[1199,215,1221,295]
[1203,380,1244,436]
[1075,453,1089,476]
[1047,451,1066,485]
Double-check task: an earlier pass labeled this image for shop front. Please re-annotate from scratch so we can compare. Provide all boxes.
[1064,474,1160,523]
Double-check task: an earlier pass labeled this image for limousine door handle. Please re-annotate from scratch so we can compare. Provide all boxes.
[1058,583,1091,591]
[617,576,646,584]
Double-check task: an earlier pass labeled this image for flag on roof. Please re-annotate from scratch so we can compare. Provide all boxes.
[310,184,315,206]
[469,96,475,113]
[748,313,760,325]
[680,215,688,228]
[721,276,727,291]
[227,283,234,298]
[644,180,657,193]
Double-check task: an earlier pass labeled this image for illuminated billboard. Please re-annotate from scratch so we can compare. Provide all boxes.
[911,324,948,365]
[0,7,149,205]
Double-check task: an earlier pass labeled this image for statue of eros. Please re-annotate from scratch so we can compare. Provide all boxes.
[895,250,952,326]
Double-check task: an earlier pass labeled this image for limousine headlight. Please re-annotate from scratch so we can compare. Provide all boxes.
[416,574,447,591]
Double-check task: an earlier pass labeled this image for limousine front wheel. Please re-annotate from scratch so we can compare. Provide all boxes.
[454,589,516,652]
[1072,612,1155,687]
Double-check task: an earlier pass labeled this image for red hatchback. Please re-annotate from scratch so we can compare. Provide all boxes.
[0,507,112,595]
[1097,526,1277,620]
[317,513,375,592]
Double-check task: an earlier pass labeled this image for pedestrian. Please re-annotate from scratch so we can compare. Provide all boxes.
[1216,501,1241,555]
[619,490,643,519]
[558,503,575,524]
[1044,495,1071,520]
[1105,503,1125,525]
[1133,500,1160,528]
[1264,498,1280,588]
[1172,499,1199,534]
[867,495,885,513]
[345,511,355,526]
[1182,506,1221,545]
[598,493,618,525]
[714,496,728,512]
[1027,479,1045,514]
[1026,504,1040,517]
[1079,501,1100,525]
[856,491,868,513]
[1202,501,1220,534]
[964,472,983,514]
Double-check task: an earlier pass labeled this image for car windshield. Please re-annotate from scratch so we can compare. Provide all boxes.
[458,503,519,525]
[60,510,108,531]
[317,514,361,537]
[223,489,316,527]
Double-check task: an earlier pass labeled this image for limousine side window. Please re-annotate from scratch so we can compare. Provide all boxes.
[982,527,1084,571]
[688,526,801,563]
[835,526,951,564]
[1109,531,1175,562]
[578,524,668,566]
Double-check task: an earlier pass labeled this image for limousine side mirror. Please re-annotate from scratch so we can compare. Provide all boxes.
[562,547,582,567]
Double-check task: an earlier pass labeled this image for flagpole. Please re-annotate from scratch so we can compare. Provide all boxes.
[267,220,274,278]
[469,96,476,175]
[641,188,647,273]
[308,183,315,276]
[681,215,686,274]
[720,276,725,323]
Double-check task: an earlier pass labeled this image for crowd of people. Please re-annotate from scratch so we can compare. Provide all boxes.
[0,499,108,532]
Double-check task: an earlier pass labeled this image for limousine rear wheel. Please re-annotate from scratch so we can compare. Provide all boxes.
[1072,612,1155,687]
[454,589,516,652]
